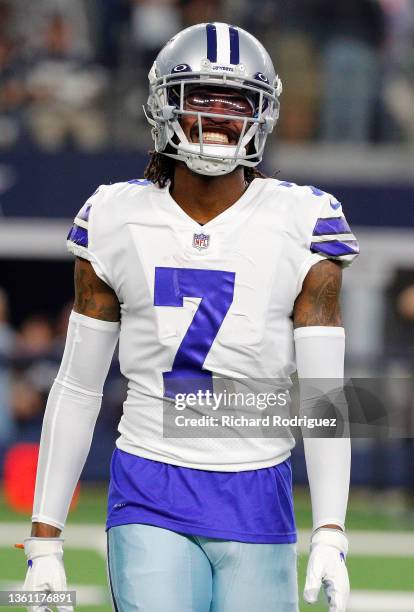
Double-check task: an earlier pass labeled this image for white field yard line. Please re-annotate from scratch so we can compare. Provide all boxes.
[3,524,414,556]
[1,586,413,612]
[349,591,414,611]
[2,584,413,612]
[297,529,414,556]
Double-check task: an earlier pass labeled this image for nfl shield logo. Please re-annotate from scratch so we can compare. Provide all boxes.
[192,232,210,250]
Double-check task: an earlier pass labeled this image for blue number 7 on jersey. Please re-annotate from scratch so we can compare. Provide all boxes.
[154,267,235,398]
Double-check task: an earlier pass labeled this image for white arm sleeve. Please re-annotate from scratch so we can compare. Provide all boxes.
[294,326,350,531]
[32,311,120,530]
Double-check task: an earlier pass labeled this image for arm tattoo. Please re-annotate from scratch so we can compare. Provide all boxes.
[293,259,342,328]
[73,257,120,321]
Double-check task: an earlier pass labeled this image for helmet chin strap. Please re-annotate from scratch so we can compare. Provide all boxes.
[180,145,244,176]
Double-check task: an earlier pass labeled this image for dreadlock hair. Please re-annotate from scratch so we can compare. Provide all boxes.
[144,151,267,188]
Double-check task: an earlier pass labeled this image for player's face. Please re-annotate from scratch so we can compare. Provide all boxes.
[181,86,255,146]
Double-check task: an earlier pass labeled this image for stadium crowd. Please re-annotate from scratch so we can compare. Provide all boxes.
[0,0,414,150]
[0,289,124,465]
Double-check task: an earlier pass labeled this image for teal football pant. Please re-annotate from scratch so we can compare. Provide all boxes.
[107,523,298,611]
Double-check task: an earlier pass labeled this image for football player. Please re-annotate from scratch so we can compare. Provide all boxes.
[22,22,357,612]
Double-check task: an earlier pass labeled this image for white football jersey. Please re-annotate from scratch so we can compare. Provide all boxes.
[67,177,358,471]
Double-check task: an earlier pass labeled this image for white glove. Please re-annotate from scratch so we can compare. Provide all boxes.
[304,529,350,612]
[23,538,73,612]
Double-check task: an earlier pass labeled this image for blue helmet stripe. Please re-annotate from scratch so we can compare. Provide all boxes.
[206,23,217,62]
[229,26,240,64]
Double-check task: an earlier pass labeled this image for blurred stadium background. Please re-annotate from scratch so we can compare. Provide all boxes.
[0,0,413,610]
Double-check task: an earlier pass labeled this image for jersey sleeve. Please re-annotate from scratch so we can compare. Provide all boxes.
[67,200,93,260]
[66,185,112,286]
[309,194,359,267]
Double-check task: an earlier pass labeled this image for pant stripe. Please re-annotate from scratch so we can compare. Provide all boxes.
[106,531,120,612]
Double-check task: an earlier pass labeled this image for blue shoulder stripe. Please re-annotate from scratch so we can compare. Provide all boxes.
[311,240,359,257]
[313,216,351,236]
[279,181,294,188]
[308,185,325,197]
[76,203,92,223]
[127,179,152,186]
[67,224,88,248]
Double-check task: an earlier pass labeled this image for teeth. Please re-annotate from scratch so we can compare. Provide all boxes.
[202,132,229,144]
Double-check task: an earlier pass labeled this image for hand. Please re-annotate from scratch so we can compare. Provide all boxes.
[22,538,73,612]
[304,529,350,612]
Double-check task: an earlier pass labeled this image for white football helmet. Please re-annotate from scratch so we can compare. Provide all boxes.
[145,22,282,176]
